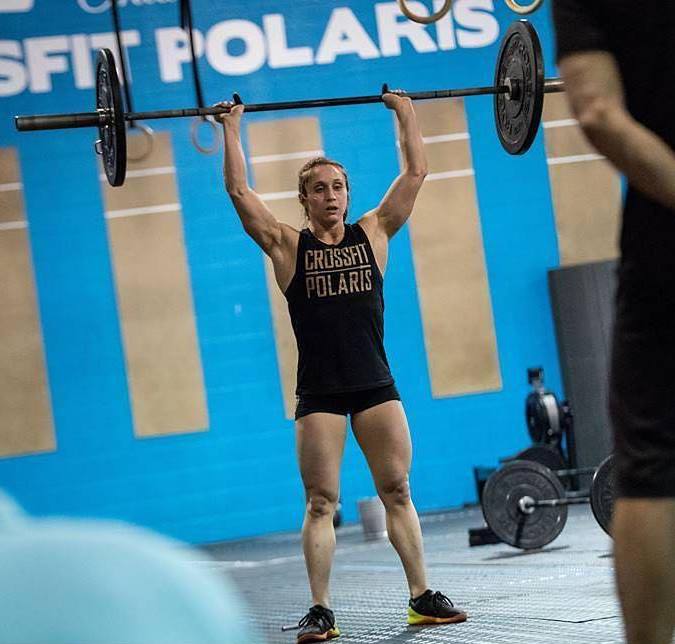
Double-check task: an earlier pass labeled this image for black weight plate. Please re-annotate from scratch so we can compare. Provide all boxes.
[590,454,615,536]
[482,460,567,549]
[526,391,562,444]
[525,392,547,443]
[493,20,544,155]
[96,49,126,187]
[516,444,567,473]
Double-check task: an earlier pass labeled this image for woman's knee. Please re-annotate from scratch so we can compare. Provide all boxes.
[378,476,411,508]
[305,489,339,519]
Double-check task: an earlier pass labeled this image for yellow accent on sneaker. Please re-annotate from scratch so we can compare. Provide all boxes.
[407,606,466,625]
[297,625,340,643]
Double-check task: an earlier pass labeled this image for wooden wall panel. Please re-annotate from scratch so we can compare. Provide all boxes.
[0,148,55,457]
[101,133,208,437]
[405,100,501,397]
[543,94,622,265]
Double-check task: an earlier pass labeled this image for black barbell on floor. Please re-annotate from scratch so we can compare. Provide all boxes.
[481,455,615,550]
[14,20,564,188]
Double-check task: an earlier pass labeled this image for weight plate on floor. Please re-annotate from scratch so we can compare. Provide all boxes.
[482,460,568,549]
[96,48,126,187]
[493,19,544,155]
[590,454,615,536]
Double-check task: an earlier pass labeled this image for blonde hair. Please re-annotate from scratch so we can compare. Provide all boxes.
[297,157,350,221]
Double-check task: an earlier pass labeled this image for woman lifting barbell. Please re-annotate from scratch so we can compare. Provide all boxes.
[215,91,467,642]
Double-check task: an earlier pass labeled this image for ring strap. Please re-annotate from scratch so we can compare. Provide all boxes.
[179,0,206,109]
[110,0,135,127]
[180,0,220,153]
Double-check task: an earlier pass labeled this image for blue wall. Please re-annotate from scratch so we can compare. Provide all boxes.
[0,0,565,543]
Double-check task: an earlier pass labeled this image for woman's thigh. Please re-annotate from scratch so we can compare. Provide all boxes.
[351,400,412,490]
[296,412,348,498]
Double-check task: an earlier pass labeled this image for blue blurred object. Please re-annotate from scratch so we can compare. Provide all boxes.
[0,490,261,644]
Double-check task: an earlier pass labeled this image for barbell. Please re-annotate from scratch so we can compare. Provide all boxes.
[14,20,564,188]
[481,455,615,550]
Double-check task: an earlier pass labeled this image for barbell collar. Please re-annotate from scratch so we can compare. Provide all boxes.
[518,495,536,515]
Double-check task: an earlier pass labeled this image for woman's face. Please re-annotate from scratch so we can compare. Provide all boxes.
[300,164,348,225]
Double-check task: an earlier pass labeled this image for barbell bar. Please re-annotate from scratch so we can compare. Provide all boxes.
[14,79,564,132]
[518,495,594,513]
[14,20,564,187]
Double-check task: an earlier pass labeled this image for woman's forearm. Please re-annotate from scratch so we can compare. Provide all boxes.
[222,122,249,195]
[396,107,427,177]
[582,105,675,210]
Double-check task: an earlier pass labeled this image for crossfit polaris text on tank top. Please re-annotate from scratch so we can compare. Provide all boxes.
[284,223,394,395]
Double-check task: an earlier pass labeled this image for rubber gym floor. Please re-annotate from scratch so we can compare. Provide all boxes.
[198,504,650,644]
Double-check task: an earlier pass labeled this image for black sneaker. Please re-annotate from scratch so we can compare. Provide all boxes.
[296,604,340,643]
[408,590,468,625]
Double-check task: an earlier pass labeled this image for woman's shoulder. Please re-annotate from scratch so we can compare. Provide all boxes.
[352,212,379,241]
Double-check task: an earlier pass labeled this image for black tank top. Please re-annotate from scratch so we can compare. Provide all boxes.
[284,223,394,395]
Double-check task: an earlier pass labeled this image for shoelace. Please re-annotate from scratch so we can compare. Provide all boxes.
[298,606,333,631]
[432,591,454,610]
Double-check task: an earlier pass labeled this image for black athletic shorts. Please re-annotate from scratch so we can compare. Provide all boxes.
[295,383,400,420]
[609,276,675,498]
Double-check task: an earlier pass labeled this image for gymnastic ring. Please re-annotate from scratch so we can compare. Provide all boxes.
[503,0,543,15]
[126,122,154,161]
[190,116,221,155]
[397,0,451,24]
